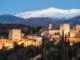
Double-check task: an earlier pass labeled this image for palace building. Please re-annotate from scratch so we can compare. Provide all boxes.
[42,24,80,43]
[0,24,80,50]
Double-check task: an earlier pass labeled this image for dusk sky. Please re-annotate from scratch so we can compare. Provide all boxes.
[0,0,80,14]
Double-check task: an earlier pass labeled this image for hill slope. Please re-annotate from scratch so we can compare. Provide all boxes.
[0,14,80,28]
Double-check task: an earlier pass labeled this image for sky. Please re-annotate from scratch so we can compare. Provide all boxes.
[0,0,80,14]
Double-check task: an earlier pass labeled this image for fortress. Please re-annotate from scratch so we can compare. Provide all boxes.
[44,24,80,42]
[42,24,80,43]
[0,23,80,50]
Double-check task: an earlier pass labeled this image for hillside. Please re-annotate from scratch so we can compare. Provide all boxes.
[0,14,80,28]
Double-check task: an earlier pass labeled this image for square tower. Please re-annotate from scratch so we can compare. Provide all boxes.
[60,24,70,36]
[9,29,21,41]
[48,24,52,30]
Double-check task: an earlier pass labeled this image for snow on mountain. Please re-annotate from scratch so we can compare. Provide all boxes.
[15,7,80,19]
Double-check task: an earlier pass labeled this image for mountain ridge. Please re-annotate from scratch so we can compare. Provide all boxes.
[15,7,80,19]
[0,14,80,28]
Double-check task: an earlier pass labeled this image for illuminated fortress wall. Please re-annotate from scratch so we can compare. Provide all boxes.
[49,30,60,35]
[70,29,76,38]
[27,35,42,47]
[70,25,80,38]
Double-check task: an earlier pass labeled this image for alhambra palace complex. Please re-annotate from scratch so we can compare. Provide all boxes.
[0,23,80,50]
[47,24,80,42]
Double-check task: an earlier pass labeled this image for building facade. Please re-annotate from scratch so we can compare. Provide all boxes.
[9,29,21,41]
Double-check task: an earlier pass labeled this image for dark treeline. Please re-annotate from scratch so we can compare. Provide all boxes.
[0,23,42,36]
[0,42,41,60]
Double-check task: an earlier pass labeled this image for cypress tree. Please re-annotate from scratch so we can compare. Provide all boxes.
[60,30,70,60]
[41,36,47,60]
[60,30,68,60]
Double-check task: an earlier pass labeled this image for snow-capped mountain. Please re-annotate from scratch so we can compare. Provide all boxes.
[0,7,80,28]
[15,7,80,19]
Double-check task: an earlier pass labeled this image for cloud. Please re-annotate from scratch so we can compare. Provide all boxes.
[15,7,80,19]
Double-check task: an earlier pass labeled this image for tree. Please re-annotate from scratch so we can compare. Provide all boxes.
[41,37,47,60]
[60,31,69,60]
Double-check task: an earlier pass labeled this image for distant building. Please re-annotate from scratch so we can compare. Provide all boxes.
[9,29,21,41]
[27,35,42,46]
